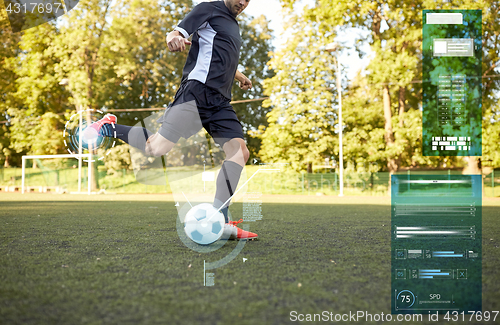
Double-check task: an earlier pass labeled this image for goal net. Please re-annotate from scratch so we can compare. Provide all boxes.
[21,154,92,194]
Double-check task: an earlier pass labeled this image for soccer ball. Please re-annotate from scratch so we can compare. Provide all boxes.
[184,203,225,245]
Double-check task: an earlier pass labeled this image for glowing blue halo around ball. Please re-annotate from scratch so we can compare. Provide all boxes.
[184,203,225,245]
[63,109,116,160]
[75,126,104,150]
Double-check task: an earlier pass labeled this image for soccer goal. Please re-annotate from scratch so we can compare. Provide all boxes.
[21,153,93,194]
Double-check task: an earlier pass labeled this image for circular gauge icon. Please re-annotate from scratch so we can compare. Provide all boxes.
[396,290,416,309]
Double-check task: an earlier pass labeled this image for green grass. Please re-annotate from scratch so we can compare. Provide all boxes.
[1,193,499,324]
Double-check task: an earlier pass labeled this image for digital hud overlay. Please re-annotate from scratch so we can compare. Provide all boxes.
[422,10,482,156]
[391,175,482,314]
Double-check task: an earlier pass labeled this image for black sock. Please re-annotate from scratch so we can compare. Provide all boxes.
[213,161,243,223]
[219,207,229,223]
[109,124,153,152]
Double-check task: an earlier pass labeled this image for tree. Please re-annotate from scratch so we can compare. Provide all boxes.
[6,21,69,169]
[481,0,500,170]
[296,0,425,173]
[259,12,337,172]
[50,0,193,189]
[0,12,22,167]
[99,0,191,114]
[231,14,274,160]
[11,0,113,187]
[278,0,499,174]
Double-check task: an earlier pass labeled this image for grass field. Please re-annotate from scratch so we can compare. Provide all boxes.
[1,193,499,324]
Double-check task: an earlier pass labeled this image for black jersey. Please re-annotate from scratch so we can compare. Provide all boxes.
[174,1,241,100]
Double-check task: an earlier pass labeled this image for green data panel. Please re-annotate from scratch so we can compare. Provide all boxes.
[391,175,482,314]
[422,10,482,156]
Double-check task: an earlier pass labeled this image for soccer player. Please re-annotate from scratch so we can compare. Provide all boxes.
[88,0,257,240]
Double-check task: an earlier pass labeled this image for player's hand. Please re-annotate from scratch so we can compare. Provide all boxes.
[167,35,191,52]
[238,76,252,90]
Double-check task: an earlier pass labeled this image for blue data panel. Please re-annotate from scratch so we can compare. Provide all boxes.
[391,175,481,314]
[422,10,482,156]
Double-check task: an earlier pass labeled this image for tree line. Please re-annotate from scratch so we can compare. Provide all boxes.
[259,0,500,174]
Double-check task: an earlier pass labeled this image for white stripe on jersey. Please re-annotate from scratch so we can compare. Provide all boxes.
[188,22,217,84]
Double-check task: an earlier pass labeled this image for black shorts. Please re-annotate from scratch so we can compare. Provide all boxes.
[157,80,244,146]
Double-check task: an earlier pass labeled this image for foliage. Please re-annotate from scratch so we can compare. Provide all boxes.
[6,21,70,158]
[0,124,13,167]
[259,12,336,172]
[0,15,21,166]
[481,0,500,167]
[232,14,275,160]
[101,144,132,176]
[483,101,500,167]
[263,0,499,172]
[99,0,191,114]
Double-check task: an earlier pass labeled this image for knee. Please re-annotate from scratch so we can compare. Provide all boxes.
[224,138,249,163]
[145,133,173,157]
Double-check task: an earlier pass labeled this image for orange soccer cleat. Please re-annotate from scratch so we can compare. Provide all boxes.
[84,113,117,139]
[222,219,258,240]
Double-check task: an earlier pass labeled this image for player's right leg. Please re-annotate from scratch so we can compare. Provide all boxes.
[89,113,175,157]
[85,113,117,137]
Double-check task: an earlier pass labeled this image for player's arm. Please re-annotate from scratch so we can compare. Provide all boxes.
[166,30,191,52]
[235,70,252,90]
[167,2,212,52]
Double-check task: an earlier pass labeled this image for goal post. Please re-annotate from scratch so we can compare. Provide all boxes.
[21,153,92,194]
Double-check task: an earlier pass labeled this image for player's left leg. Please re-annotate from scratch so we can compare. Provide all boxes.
[214,138,248,218]
[215,138,258,240]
